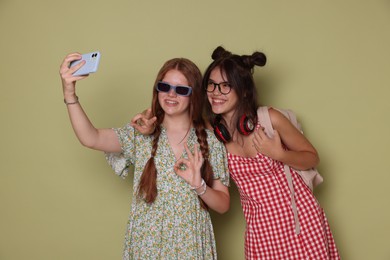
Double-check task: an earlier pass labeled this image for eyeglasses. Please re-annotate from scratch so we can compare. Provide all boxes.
[206,81,232,95]
[156,81,192,96]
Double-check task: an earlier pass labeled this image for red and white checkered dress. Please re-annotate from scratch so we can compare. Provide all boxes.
[229,151,340,260]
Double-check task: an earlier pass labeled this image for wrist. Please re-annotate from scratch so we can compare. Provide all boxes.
[275,149,288,163]
[63,90,76,98]
[190,179,204,190]
[64,95,79,105]
[195,182,207,196]
[190,179,207,196]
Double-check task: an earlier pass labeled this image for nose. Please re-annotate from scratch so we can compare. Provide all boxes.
[168,88,177,97]
[212,84,222,96]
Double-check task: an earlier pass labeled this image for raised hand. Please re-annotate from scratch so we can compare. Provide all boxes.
[174,143,204,188]
[59,53,89,93]
[130,108,157,135]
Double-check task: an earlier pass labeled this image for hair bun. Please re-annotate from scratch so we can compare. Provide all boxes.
[242,52,267,69]
[212,46,232,60]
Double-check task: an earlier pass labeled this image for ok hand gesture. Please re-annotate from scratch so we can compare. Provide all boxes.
[174,143,204,188]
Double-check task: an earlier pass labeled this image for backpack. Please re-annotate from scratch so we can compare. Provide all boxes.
[257,106,323,190]
[257,106,323,234]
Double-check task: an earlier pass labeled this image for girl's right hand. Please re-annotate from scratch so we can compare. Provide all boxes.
[59,52,89,97]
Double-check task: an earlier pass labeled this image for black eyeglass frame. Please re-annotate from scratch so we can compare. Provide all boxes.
[206,81,232,95]
[155,81,193,97]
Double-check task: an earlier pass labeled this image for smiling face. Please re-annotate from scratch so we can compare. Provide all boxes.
[158,69,191,118]
[207,67,239,121]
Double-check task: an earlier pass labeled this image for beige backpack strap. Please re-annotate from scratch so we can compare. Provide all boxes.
[257,106,274,138]
[257,106,301,234]
[284,165,301,234]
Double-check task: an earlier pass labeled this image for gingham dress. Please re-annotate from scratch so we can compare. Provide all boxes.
[228,151,340,260]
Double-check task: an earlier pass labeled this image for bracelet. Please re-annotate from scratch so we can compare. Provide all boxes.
[196,182,207,196]
[190,179,205,190]
[64,96,79,105]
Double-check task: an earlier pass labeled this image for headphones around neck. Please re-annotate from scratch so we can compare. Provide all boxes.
[213,114,255,143]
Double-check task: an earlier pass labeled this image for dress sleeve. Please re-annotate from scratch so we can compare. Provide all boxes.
[104,123,136,179]
[206,130,230,187]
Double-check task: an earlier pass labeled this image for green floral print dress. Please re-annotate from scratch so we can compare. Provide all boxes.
[105,124,229,260]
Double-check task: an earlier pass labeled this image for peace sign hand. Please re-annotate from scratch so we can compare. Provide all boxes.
[130,108,157,135]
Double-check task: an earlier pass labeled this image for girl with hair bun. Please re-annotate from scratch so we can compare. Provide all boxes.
[59,53,230,259]
[204,46,340,259]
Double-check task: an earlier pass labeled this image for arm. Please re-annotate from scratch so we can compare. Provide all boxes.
[199,179,230,214]
[59,52,121,152]
[253,108,319,170]
[174,144,230,214]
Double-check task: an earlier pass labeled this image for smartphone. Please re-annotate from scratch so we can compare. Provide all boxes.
[70,51,101,76]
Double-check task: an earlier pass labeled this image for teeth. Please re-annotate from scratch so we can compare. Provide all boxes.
[166,100,178,104]
[213,99,225,104]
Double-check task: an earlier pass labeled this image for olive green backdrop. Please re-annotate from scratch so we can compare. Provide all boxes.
[1,0,389,259]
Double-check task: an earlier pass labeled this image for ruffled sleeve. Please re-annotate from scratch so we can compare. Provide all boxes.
[206,129,230,187]
[104,124,136,179]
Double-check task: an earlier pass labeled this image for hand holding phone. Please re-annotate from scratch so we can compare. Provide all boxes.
[70,51,101,76]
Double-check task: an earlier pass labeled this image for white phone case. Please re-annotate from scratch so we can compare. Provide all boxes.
[70,51,101,76]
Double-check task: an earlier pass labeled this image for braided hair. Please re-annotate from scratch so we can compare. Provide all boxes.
[138,58,214,208]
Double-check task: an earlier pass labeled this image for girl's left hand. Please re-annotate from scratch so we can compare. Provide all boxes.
[253,128,284,160]
[174,143,204,188]
[130,108,157,135]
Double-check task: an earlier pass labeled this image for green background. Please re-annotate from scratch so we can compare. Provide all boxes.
[1,0,389,259]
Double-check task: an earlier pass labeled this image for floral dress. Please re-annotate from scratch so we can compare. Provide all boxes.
[105,124,229,260]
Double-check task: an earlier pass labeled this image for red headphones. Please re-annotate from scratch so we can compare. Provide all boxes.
[213,114,255,143]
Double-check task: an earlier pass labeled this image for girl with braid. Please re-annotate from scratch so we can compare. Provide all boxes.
[59,54,230,260]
